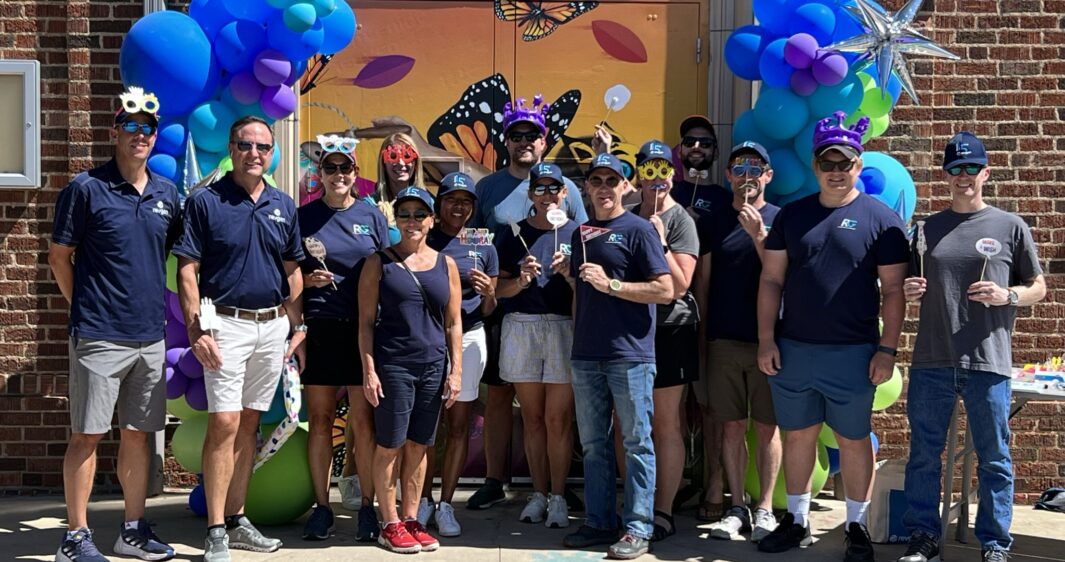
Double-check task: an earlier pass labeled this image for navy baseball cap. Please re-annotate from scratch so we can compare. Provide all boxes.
[636,140,672,165]
[728,141,772,166]
[437,172,477,200]
[393,186,435,213]
[586,153,626,178]
[679,115,714,137]
[530,162,564,186]
[943,131,988,170]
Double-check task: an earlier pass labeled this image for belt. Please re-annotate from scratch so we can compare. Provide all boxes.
[215,305,287,322]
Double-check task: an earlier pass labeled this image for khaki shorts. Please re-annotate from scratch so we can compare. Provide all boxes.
[69,337,166,434]
[694,339,776,425]
[205,314,289,413]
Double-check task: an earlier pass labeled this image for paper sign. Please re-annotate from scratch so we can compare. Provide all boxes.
[604,84,631,111]
[975,238,1001,257]
[546,209,567,227]
[580,225,612,243]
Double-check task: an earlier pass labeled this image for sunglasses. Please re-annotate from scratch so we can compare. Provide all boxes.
[532,183,564,196]
[730,160,765,178]
[233,140,274,153]
[681,136,715,148]
[587,175,621,189]
[395,209,431,221]
[637,160,675,181]
[507,131,543,143]
[816,158,857,173]
[382,144,418,165]
[118,121,156,135]
[947,164,984,176]
[321,163,354,175]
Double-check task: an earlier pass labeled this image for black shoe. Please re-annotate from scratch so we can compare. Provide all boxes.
[982,549,1008,562]
[356,504,380,542]
[608,533,650,560]
[562,525,619,548]
[757,513,812,553]
[844,522,875,561]
[897,532,939,562]
[564,485,585,513]
[467,478,506,510]
[302,505,335,540]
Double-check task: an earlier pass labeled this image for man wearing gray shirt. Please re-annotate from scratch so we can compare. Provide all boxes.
[897,132,1046,562]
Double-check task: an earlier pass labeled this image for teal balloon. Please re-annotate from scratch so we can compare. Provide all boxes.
[766,148,804,196]
[733,109,789,151]
[267,0,297,7]
[197,149,226,174]
[771,171,819,206]
[860,152,916,222]
[268,143,281,174]
[318,0,356,55]
[188,101,238,153]
[754,88,809,140]
[283,3,318,33]
[806,72,864,120]
[312,0,336,17]
[758,38,794,89]
[245,425,315,525]
[792,120,818,161]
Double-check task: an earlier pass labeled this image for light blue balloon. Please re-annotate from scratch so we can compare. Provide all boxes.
[267,8,326,61]
[725,25,774,81]
[771,173,819,206]
[312,0,336,18]
[154,121,187,157]
[148,153,180,183]
[754,87,809,140]
[268,143,282,174]
[283,3,318,33]
[732,109,790,152]
[188,101,238,153]
[758,38,794,89]
[753,0,800,36]
[197,149,226,175]
[318,0,356,55]
[223,0,275,24]
[788,2,836,45]
[766,148,805,196]
[860,152,916,222]
[806,72,864,120]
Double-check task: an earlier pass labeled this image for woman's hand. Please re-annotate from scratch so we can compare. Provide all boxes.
[363,371,384,407]
[444,370,462,409]
[470,268,495,298]
[304,269,335,289]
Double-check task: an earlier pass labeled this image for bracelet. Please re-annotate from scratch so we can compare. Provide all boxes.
[876,345,897,357]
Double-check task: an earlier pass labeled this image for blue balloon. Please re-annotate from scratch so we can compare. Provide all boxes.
[754,87,809,140]
[766,148,805,196]
[826,446,840,475]
[267,8,325,62]
[120,11,221,117]
[870,431,880,455]
[788,3,836,45]
[197,149,226,174]
[215,20,269,74]
[754,0,800,36]
[758,38,794,89]
[148,153,179,182]
[268,143,281,174]
[732,109,790,153]
[154,121,187,157]
[223,0,276,24]
[318,0,356,55]
[806,72,864,119]
[189,483,207,517]
[860,152,916,222]
[189,0,236,42]
[792,120,818,160]
[188,101,238,153]
[831,2,866,44]
[725,25,774,81]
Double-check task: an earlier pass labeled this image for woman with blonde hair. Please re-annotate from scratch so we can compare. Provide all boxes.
[372,133,425,244]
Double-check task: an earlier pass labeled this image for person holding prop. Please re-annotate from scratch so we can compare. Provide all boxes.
[756,112,909,562]
[670,115,732,219]
[370,133,426,244]
[897,132,1045,562]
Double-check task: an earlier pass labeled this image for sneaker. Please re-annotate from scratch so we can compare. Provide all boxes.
[225,516,281,553]
[337,475,361,511]
[56,528,109,562]
[545,494,570,529]
[751,508,778,543]
[563,525,619,548]
[356,504,380,542]
[897,532,939,562]
[403,520,439,552]
[377,521,421,554]
[710,505,751,540]
[520,492,549,523]
[434,501,462,537]
[467,477,506,510]
[114,519,174,561]
[416,498,436,527]
[757,513,812,553]
[302,505,335,541]
[202,526,230,562]
[982,550,1008,562]
[608,533,651,560]
[564,485,585,513]
[844,522,875,562]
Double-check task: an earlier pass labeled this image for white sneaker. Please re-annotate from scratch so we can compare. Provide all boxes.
[751,507,778,542]
[519,492,549,523]
[338,474,361,511]
[416,498,436,527]
[434,501,462,537]
[545,494,570,529]
[709,505,751,540]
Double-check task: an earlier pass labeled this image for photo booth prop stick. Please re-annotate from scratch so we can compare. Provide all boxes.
[687,168,709,209]
[460,228,494,270]
[546,208,567,252]
[600,84,631,126]
[509,220,532,256]
[916,220,927,277]
[198,297,222,335]
[579,225,612,264]
[975,237,1002,308]
[304,236,337,290]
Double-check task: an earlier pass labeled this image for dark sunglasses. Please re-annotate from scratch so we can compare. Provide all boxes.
[234,140,274,153]
[816,158,857,173]
[320,163,354,175]
[587,175,621,188]
[947,164,984,177]
[507,131,543,143]
[681,136,715,148]
[395,210,431,221]
[118,121,156,135]
[532,183,563,196]
[730,161,765,178]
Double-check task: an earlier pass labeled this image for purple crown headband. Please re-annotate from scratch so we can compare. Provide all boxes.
[503,94,550,134]
[812,111,870,155]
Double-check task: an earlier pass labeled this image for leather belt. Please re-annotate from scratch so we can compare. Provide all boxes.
[215,305,287,322]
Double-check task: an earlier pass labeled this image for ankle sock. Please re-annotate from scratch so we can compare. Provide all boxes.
[845,497,870,526]
[124,520,139,530]
[786,492,811,527]
[224,514,244,529]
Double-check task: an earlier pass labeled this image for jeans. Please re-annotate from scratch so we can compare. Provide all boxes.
[903,367,1013,551]
[571,360,656,540]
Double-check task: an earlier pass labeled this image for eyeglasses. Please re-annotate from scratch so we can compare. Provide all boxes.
[637,160,674,181]
[395,210,431,221]
[532,183,563,195]
[507,131,543,143]
[730,159,766,178]
[816,158,857,173]
[118,121,156,136]
[681,136,715,149]
[947,164,984,176]
[382,144,418,165]
[321,163,354,175]
[587,175,621,189]
[234,140,274,153]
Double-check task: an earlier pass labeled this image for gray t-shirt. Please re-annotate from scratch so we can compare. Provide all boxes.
[629,201,701,326]
[911,206,1042,377]
[473,168,588,235]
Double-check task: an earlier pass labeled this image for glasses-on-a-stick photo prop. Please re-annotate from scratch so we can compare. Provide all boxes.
[975,237,1002,308]
[304,236,337,290]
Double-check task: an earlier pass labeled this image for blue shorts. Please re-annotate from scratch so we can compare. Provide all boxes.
[767,338,875,440]
[374,361,445,448]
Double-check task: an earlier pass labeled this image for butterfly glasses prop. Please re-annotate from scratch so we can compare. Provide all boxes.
[382,143,418,165]
[637,160,675,183]
[318,134,359,155]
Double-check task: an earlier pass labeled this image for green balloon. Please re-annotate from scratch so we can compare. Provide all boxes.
[217,156,233,174]
[873,365,903,411]
[745,427,829,510]
[166,396,201,420]
[818,422,839,449]
[171,414,210,474]
[165,255,179,293]
[245,425,315,525]
[868,113,890,139]
[859,88,893,119]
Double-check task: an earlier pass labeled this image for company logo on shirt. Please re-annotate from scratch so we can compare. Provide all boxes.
[693,199,712,211]
[607,233,626,244]
[560,243,572,256]
[151,200,170,218]
[838,218,858,230]
[268,208,288,224]
[352,224,371,235]
[467,250,482,260]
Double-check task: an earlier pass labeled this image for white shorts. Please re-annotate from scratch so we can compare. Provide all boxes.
[456,326,487,402]
[499,313,573,384]
[205,314,289,413]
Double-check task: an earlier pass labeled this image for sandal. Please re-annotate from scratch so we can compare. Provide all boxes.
[697,499,724,522]
[651,510,675,542]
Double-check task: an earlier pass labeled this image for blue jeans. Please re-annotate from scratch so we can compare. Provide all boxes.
[571,360,656,540]
[903,367,1013,551]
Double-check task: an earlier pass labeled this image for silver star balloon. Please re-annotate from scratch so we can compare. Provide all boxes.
[825,0,959,105]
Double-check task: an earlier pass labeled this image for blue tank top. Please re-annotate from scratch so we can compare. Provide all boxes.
[374,250,450,364]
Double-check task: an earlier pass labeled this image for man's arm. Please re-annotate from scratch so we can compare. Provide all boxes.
[878,262,908,351]
[756,249,788,375]
[48,244,76,304]
[283,260,306,367]
[179,257,222,372]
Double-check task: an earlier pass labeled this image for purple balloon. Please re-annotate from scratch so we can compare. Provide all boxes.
[165,320,190,349]
[166,368,189,399]
[253,49,291,87]
[812,51,848,86]
[166,347,187,367]
[185,378,208,411]
[178,349,205,379]
[229,71,264,105]
[165,291,184,325]
[790,69,819,96]
[784,33,819,70]
[261,84,298,120]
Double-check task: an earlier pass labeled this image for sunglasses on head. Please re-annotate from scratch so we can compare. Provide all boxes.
[395,209,431,221]
[816,158,857,173]
[730,159,766,178]
[587,175,621,188]
[321,163,354,175]
[947,164,984,176]
[382,144,418,165]
[118,121,156,136]
[507,131,543,143]
[681,136,715,148]
[532,183,563,196]
[233,140,274,153]
[637,160,675,181]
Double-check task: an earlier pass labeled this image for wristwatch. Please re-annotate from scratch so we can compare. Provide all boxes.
[876,345,897,357]
[608,278,623,295]
[1007,289,1019,306]
[662,243,670,254]
[293,323,309,333]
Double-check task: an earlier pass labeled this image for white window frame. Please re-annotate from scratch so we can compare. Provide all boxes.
[0,59,41,188]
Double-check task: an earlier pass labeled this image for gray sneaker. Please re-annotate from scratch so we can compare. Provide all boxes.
[203,527,230,562]
[709,505,751,540]
[751,508,778,543]
[226,516,281,553]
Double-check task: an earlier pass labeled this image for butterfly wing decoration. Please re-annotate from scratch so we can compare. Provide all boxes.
[547,126,638,181]
[542,88,581,154]
[427,73,512,171]
[494,1,600,42]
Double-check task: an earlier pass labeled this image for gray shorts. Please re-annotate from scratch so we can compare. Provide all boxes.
[499,313,573,384]
[69,337,167,434]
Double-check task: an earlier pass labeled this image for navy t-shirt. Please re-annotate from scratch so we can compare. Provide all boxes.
[427,228,499,331]
[52,159,182,341]
[496,218,578,316]
[765,192,909,344]
[569,211,670,362]
[374,251,450,364]
[173,174,305,309]
[298,198,389,320]
[700,201,780,342]
[671,180,731,217]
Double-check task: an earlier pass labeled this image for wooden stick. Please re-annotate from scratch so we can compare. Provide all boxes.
[980,256,990,308]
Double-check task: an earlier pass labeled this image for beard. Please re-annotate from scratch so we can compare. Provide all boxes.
[683,152,712,171]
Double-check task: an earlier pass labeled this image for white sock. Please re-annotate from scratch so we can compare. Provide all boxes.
[845,497,870,526]
[124,520,139,530]
[786,493,811,527]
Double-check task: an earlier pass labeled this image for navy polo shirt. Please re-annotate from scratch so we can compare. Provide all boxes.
[427,227,499,331]
[298,198,389,320]
[173,174,304,309]
[569,211,670,362]
[765,192,909,344]
[52,158,182,342]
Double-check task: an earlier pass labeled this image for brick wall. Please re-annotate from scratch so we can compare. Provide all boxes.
[0,0,1061,502]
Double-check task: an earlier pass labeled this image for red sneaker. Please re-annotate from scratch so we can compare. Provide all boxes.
[403,520,440,552]
[378,521,421,554]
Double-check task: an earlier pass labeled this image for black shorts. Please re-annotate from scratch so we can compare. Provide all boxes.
[301,317,364,386]
[480,308,510,387]
[654,323,700,389]
[375,361,444,448]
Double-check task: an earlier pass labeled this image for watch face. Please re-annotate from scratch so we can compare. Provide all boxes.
[610,279,622,291]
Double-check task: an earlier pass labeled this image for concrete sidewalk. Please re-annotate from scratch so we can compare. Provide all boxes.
[4,488,1064,561]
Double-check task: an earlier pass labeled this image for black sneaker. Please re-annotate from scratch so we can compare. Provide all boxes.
[844,522,875,562]
[608,533,650,559]
[114,519,175,561]
[982,549,1008,562]
[757,512,812,553]
[467,477,506,510]
[302,505,335,541]
[897,532,939,562]
[562,525,619,548]
[356,504,380,542]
